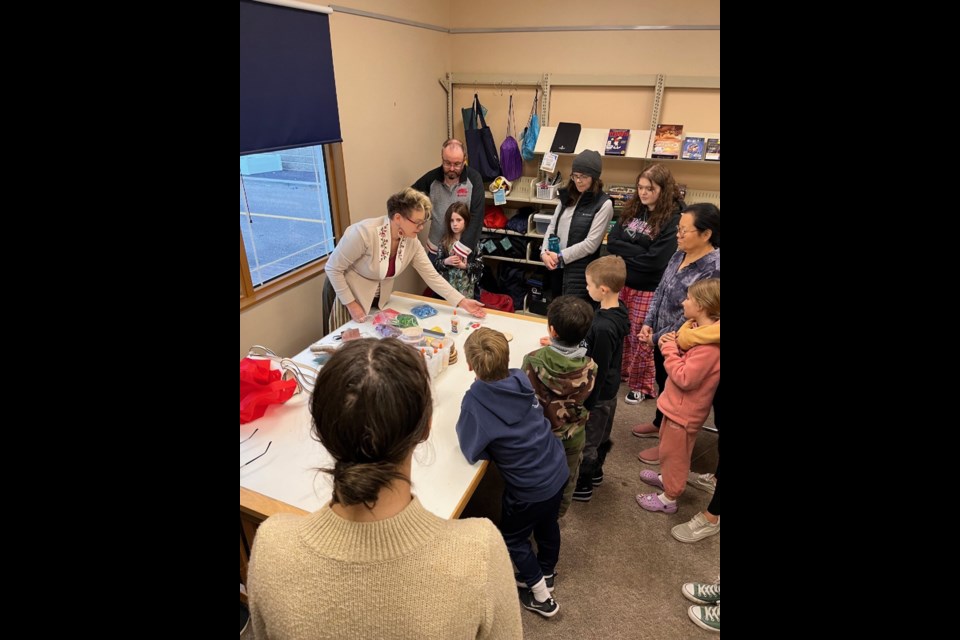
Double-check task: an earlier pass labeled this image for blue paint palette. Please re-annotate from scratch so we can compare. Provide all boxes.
[410,304,438,319]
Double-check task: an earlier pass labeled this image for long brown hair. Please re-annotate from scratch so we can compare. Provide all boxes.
[618,164,680,238]
[562,177,605,208]
[310,338,432,508]
[440,202,471,251]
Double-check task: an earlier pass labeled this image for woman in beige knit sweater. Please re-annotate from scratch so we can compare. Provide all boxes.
[247,338,522,640]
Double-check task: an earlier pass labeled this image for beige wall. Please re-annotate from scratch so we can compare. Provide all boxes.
[240,275,326,360]
[450,0,719,190]
[328,1,455,304]
[241,0,720,358]
[330,4,451,225]
[448,0,719,28]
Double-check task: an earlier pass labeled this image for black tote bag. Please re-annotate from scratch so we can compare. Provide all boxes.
[465,94,502,181]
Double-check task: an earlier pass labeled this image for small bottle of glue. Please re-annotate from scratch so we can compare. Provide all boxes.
[451,309,460,334]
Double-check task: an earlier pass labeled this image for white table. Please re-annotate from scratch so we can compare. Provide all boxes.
[240,292,547,521]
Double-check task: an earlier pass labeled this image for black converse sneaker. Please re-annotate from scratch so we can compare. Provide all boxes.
[592,467,604,486]
[572,475,594,501]
[594,441,613,486]
[518,587,559,618]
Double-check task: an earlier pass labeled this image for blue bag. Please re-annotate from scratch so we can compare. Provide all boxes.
[520,88,540,161]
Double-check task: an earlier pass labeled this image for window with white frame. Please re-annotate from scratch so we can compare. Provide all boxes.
[240,145,335,286]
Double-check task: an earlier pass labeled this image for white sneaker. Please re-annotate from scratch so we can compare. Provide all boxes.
[688,604,720,632]
[624,390,645,404]
[671,512,720,543]
[686,472,717,494]
[682,581,720,605]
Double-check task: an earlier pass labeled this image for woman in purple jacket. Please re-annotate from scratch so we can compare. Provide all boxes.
[631,202,720,463]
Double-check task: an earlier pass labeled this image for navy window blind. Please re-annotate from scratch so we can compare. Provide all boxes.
[240,0,342,155]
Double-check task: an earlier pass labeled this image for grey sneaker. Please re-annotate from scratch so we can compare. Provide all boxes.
[682,581,720,605]
[671,512,720,543]
[518,587,559,618]
[686,472,717,494]
[688,604,720,632]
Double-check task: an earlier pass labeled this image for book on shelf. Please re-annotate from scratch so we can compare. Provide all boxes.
[605,129,630,156]
[652,124,684,159]
[550,122,582,153]
[607,184,637,210]
[681,137,705,160]
[704,138,720,161]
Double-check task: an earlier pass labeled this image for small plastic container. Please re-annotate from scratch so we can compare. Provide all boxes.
[536,185,559,201]
[532,213,553,235]
[399,326,424,345]
[433,339,451,372]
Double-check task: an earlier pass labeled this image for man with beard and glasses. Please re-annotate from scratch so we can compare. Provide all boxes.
[412,138,486,258]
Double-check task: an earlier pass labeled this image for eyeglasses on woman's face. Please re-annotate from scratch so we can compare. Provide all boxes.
[571,173,590,182]
[677,225,699,237]
[404,215,427,230]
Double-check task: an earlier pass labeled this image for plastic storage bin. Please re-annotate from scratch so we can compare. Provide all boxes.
[532,213,553,235]
[536,184,559,200]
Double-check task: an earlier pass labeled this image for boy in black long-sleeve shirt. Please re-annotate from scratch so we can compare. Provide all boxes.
[573,256,631,501]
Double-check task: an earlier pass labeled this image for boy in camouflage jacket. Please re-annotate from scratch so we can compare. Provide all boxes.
[522,295,597,517]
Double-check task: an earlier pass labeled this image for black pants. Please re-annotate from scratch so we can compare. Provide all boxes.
[707,381,720,516]
[653,345,667,428]
[547,267,564,300]
[500,485,564,587]
[581,397,617,469]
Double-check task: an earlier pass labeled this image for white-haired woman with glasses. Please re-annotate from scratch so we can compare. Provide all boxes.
[324,187,486,329]
[632,202,720,461]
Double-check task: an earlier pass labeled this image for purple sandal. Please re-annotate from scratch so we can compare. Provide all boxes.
[635,492,678,514]
[639,469,664,490]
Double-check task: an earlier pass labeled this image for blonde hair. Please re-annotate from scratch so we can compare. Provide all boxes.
[464,328,510,381]
[586,255,626,292]
[388,187,432,220]
[688,278,720,320]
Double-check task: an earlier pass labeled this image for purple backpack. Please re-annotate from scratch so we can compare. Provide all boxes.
[499,95,523,181]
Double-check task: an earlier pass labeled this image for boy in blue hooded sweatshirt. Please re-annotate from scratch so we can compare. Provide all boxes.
[456,328,569,619]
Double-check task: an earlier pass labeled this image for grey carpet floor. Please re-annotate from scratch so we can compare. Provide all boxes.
[460,382,720,638]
